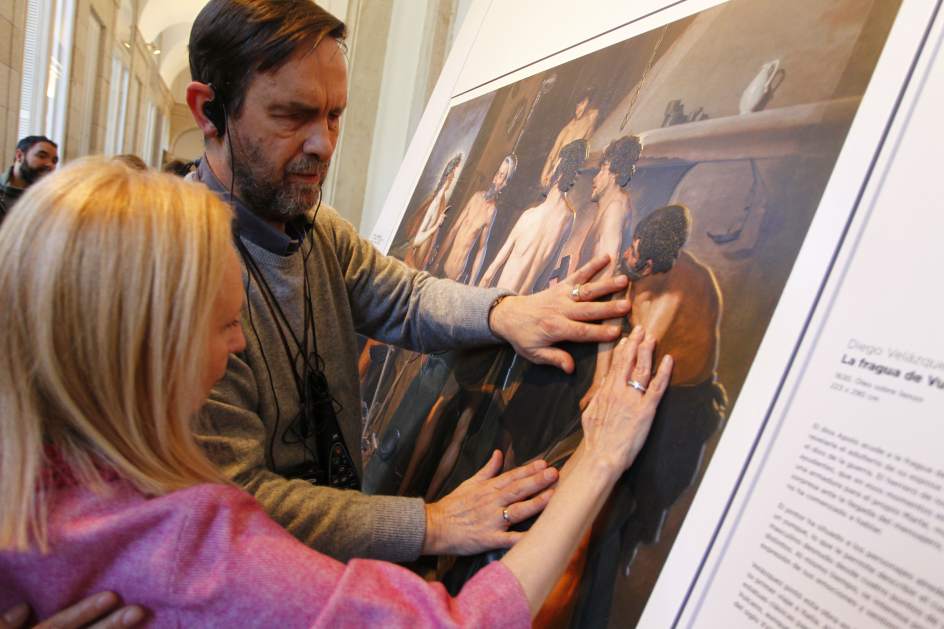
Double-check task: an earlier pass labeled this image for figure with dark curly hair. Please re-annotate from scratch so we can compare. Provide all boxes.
[479,140,587,293]
[584,204,722,401]
[577,136,642,278]
[571,204,726,625]
[485,205,725,625]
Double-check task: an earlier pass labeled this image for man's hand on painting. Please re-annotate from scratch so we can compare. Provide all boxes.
[488,254,631,373]
[422,451,558,556]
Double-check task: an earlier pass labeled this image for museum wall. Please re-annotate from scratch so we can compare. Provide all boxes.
[5,0,472,231]
[326,0,472,232]
[0,0,27,161]
[3,0,173,165]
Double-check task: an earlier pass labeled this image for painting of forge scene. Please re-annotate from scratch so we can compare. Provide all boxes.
[360,21,665,487]
[362,0,901,627]
[357,94,493,454]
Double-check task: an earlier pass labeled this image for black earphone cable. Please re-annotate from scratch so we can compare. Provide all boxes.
[215,86,343,477]
[235,235,326,468]
[213,88,291,471]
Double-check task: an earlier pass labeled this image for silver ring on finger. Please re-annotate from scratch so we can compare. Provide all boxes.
[627,379,648,393]
[502,507,511,525]
[570,284,582,301]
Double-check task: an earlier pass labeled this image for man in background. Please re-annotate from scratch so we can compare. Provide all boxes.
[0,136,58,222]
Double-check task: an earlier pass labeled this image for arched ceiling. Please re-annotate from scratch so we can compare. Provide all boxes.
[138,0,209,102]
[138,0,207,42]
[156,23,192,85]
[137,0,351,103]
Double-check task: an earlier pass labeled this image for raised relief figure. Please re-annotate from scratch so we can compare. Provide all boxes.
[576,205,726,613]
[480,139,587,294]
[435,154,518,283]
[404,154,463,270]
[539,89,600,189]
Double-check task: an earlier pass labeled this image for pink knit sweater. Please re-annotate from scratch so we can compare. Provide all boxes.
[0,478,531,628]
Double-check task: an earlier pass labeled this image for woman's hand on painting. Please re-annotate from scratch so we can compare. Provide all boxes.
[421,450,558,556]
[580,326,672,476]
[496,326,670,615]
[488,255,632,373]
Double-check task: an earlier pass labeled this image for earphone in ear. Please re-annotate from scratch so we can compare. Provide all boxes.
[203,83,227,137]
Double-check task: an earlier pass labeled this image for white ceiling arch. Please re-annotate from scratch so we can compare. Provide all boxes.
[139,0,351,45]
[139,1,209,97]
[157,22,193,86]
[138,0,208,43]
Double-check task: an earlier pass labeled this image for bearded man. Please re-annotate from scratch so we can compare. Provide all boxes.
[0,136,58,222]
[187,0,632,564]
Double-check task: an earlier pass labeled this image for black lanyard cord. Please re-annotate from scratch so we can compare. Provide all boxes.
[234,227,355,487]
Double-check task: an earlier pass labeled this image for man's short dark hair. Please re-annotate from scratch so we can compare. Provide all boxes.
[603,135,642,187]
[551,139,588,192]
[16,136,57,155]
[634,204,691,274]
[189,0,347,117]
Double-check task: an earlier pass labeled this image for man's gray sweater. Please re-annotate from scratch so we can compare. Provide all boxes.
[195,163,509,563]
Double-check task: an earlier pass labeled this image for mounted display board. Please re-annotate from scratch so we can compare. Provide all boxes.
[360,1,944,626]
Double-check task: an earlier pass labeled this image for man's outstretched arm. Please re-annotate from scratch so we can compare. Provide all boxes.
[329,206,630,360]
[199,352,559,562]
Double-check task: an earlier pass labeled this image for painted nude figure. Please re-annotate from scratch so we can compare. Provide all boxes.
[479,139,588,294]
[539,89,600,189]
[571,204,726,626]
[584,204,721,401]
[577,135,642,278]
[435,153,518,283]
[404,153,462,270]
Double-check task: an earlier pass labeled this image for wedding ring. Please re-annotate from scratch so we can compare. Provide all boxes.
[570,284,582,300]
[502,508,511,524]
[627,379,648,393]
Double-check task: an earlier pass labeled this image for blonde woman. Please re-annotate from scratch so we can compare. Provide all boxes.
[0,160,671,626]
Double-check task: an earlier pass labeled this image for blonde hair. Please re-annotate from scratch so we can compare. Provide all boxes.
[0,158,233,551]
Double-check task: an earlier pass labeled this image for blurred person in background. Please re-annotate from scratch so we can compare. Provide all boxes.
[1,136,59,223]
